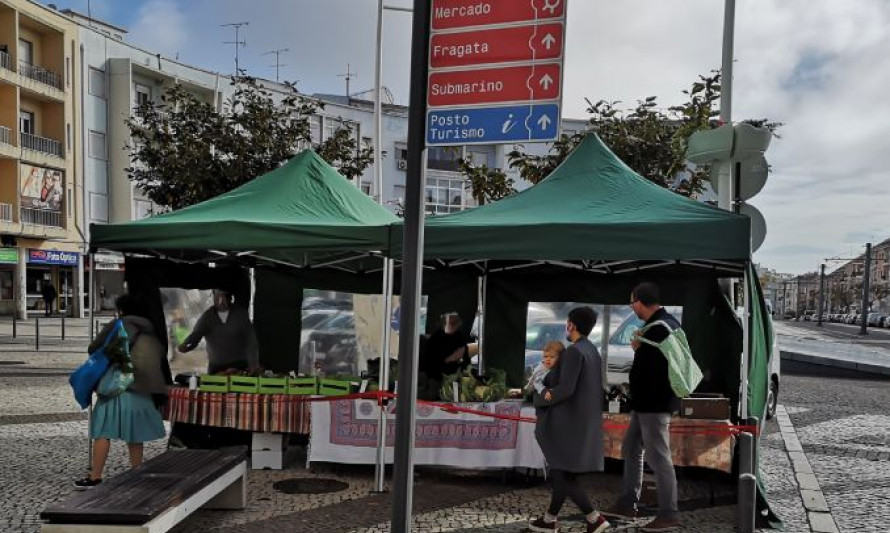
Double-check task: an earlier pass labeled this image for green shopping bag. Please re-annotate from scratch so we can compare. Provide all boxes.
[635,321,702,398]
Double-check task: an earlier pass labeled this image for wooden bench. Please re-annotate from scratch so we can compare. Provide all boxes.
[40,448,247,533]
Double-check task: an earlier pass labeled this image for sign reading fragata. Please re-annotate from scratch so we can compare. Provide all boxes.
[427,0,567,146]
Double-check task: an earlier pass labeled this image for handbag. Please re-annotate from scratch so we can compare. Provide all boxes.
[96,365,135,398]
[68,319,124,409]
[635,320,703,398]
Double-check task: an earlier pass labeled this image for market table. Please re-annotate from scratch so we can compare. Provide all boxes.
[165,387,311,434]
[309,400,735,473]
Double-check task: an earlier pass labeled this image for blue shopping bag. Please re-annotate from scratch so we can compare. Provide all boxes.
[68,319,124,409]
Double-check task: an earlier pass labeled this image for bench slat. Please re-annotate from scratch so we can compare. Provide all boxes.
[41,448,246,525]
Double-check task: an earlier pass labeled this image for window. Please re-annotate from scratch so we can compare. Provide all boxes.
[309,115,322,143]
[465,149,491,168]
[19,111,35,135]
[89,68,105,98]
[134,83,151,107]
[425,176,466,215]
[427,146,461,172]
[18,38,33,65]
[88,131,106,160]
[322,117,336,142]
[134,199,154,219]
[360,182,372,195]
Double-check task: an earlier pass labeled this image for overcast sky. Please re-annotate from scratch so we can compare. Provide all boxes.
[46,0,890,275]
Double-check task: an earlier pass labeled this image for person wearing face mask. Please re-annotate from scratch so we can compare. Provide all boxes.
[416,312,478,400]
[177,289,259,373]
[529,306,609,533]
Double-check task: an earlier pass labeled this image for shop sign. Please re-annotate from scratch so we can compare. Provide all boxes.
[0,248,18,264]
[28,249,79,266]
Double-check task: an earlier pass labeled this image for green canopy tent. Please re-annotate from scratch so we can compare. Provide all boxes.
[389,134,779,527]
[89,149,402,371]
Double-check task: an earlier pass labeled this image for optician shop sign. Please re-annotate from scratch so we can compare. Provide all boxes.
[28,249,79,266]
[0,248,18,264]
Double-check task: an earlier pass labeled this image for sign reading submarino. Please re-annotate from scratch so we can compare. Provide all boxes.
[427,0,567,146]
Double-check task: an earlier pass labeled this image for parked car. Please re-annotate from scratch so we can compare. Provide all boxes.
[867,313,884,327]
[783,310,796,320]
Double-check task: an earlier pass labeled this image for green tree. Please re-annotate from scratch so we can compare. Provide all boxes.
[127,77,373,210]
[456,158,516,206]
[492,71,781,200]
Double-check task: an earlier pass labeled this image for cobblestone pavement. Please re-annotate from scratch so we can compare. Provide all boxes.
[1,325,885,533]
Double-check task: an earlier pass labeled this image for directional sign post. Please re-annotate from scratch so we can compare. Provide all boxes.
[426,0,568,146]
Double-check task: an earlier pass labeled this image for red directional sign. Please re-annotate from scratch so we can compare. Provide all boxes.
[429,23,564,69]
[428,63,561,107]
[431,0,566,31]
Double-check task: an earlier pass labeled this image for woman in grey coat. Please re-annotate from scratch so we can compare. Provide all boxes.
[529,307,609,533]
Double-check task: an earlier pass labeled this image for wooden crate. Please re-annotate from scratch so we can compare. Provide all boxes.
[318,378,356,397]
[229,375,259,394]
[287,376,318,395]
[258,377,288,395]
[199,375,229,393]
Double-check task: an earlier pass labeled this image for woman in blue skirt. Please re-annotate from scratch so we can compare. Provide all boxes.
[75,294,170,489]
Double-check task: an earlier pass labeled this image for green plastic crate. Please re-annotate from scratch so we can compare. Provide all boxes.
[318,378,356,397]
[258,376,288,395]
[287,376,317,395]
[199,374,229,393]
[229,375,259,394]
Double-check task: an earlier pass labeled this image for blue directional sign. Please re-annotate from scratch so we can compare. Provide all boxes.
[426,104,560,146]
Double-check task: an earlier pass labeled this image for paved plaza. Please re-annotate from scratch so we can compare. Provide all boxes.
[0,318,887,533]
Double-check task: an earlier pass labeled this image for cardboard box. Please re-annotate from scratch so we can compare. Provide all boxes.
[199,375,229,393]
[258,376,288,395]
[680,397,731,420]
[318,378,356,396]
[287,376,318,395]
[251,432,285,451]
[229,375,260,394]
[251,449,283,470]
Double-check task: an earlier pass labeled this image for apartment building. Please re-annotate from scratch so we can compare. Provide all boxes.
[0,0,83,318]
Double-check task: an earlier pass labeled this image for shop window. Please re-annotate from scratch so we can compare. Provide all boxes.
[0,270,12,301]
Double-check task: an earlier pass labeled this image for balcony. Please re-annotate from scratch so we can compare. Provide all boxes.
[21,207,62,227]
[0,49,9,72]
[21,132,63,158]
[0,202,11,222]
[18,59,62,90]
[0,125,10,145]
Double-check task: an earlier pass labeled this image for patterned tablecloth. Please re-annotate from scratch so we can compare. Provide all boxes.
[603,413,735,473]
[165,387,311,434]
[308,401,735,473]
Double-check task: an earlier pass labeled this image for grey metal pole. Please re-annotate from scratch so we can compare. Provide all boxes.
[62,315,66,340]
[817,264,825,327]
[717,0,736,211]
[391,0,430,530]
[374,257,394,493]
[12,312,16,338]
[737,431,756,532]
[478,269,487,375]
[35,317,39,351]
[860,243,872,335]
[374,0,385,204]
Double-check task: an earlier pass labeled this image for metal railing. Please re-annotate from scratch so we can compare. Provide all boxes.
[21,207,62,227]
[21,132,63,157]
[0,125,10,145]
[0,50,10,71]
[18,59,63,90]
[0,203,11,222]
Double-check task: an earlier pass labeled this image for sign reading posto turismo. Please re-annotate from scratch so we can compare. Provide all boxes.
[426,0,567,146]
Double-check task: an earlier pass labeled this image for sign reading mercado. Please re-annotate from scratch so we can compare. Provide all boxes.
[427,0,567,146]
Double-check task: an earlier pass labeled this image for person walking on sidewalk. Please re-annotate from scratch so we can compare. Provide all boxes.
[529,306,610,533]
[41,281,57,317]
[603,282,682,532]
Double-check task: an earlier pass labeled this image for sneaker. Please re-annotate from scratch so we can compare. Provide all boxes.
[601,504,637,520]
[528,516,558,533]
[640,516,682,532]
[586,514,611,533]
[73,477,102,490]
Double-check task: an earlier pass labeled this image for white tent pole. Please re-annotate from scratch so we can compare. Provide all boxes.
[478,264,488,375]
[374,257,394,492]
[601,305,611,383]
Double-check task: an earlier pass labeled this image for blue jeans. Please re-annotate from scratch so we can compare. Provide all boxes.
[616,411,679,519]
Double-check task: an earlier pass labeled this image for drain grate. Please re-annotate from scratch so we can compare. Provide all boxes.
[272,478,349,495]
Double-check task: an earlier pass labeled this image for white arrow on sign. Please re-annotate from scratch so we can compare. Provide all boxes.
[539,74,554,90]
[541,33,556,50]
[537,114,552,130]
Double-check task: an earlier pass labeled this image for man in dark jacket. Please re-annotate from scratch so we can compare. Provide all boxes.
[529,306,610,533]
[41,282,57,316]
[603,282,681,532]
[177,289,258,373]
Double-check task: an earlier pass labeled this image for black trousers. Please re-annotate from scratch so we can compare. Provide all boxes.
[547,469,594,516]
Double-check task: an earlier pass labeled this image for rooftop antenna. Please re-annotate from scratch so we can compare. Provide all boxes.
[337,63,357,102]
[221,22,249,76]
[262,48,289,82]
